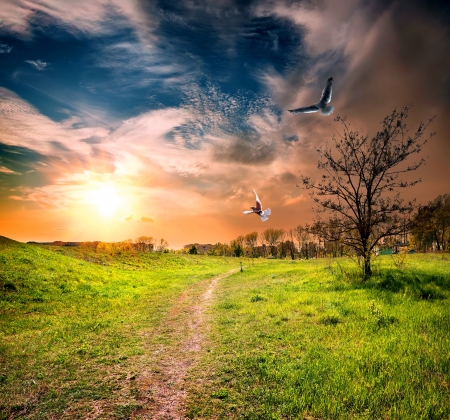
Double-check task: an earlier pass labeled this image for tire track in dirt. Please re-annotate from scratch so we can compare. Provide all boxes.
[134,268,238,419]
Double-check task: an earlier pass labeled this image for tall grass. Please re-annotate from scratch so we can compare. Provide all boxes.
[186,254,450,419]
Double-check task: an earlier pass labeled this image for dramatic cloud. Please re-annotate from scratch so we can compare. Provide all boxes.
[212,132,277,165]
[0,0,449,247]
[0,0,150,39]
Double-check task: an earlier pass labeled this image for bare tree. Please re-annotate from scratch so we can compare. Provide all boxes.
[294,224,311,259]
[287,229,297,260]
[135,236,156,252]
[277,229,286,259]
[245,232,258,257]
[157,238,169,252]
[301,105,434,277]
[235,235,245,248]
[258,232,267,257]
[262,228,284,257]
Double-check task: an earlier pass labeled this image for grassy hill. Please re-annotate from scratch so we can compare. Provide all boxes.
[0,238,236,419]
[1,238,449,419]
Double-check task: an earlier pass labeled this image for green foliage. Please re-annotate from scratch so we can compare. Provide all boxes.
[232,243,243,257]
[188,245,199,254]
[391,245,411,270]
[411,193,450,252]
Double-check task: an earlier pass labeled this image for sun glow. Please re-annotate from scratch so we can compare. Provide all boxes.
[85,184,123,217]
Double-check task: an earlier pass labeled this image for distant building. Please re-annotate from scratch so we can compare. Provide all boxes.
[183,243,213,255]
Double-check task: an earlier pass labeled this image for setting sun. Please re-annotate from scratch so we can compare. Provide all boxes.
[85,184,123,217]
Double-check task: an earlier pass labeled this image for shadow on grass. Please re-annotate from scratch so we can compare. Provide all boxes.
[333,265,450,301]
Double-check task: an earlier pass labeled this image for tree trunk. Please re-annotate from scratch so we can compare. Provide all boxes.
[364,256,372,278]
[362,240,372,278]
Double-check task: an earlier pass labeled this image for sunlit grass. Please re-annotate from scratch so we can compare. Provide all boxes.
[1,236,449,419]
[186,254,450,419]
[0,237,236,419]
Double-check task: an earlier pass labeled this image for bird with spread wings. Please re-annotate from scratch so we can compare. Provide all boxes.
[243,190,271,222]
[288,77,334,116]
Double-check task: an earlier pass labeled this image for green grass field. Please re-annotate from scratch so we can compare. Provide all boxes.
[1,237,449,419]
[0,237,236,419]
[186,255,450,419]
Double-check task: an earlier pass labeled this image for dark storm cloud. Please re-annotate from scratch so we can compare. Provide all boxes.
[212,132,277,165]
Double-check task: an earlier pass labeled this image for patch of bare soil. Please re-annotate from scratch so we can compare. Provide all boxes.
[133,269,238,419]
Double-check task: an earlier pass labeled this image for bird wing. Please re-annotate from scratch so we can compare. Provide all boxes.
[288,105,320,114]
[253,190,262,211]
[262,208,271,216]
[318,79,333,107]
[243,210,253,214]
[260,214,269,222]
[320,105,334,116]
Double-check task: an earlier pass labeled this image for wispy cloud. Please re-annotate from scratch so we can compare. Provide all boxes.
[24,59,49,71]
[0,0,153,40]
[92,40,196,92]
[140,216,154,223]
[0,43,12,53]
[0,166,19,174]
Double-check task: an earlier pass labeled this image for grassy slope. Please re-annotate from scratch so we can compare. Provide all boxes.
[186,254,450,420]
[0,238,236,419]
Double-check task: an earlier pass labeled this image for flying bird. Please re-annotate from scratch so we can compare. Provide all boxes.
[288,77,334,116]
[243,190,271,222]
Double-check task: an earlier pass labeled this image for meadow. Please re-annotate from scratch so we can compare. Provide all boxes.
[0,237,236,419]
[186,254,450,419]
[1,237,449,419]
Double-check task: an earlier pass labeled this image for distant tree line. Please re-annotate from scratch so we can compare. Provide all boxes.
[198,192,449,260]
[80,236,169,253]
[202,225,346,260]
[410,193,450,252]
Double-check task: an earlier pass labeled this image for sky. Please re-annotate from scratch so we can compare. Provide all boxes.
[0,0,449,248]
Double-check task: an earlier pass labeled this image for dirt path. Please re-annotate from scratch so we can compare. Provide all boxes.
[134,269,238,419]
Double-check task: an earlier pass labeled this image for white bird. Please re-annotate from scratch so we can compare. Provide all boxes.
[288,77,334,116]
[243,190,271,222]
